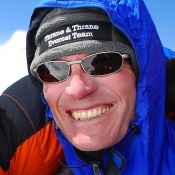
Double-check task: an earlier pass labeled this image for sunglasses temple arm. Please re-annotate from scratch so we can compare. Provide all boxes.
[122,54,130,59]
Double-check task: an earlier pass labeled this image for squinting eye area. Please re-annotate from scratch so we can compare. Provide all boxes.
[35,52,129,83]
[37,62,70,82]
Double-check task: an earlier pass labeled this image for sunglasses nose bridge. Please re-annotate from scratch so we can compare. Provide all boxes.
[68,60,82,66]
[67,60,84,74]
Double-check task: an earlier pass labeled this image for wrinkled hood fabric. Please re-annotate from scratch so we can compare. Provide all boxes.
[27,0,175,174]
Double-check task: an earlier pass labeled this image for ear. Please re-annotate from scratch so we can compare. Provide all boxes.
[165,58,175,120]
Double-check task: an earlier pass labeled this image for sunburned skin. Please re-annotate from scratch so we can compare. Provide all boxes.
[43,53,136,151]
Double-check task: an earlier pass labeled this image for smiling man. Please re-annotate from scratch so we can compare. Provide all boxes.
[26,0,175,174]
[42,53,136,152]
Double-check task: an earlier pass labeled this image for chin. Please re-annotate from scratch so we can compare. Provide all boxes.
[71,135,114,152]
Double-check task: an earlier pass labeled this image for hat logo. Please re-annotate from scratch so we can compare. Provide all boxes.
[39,21,112,54]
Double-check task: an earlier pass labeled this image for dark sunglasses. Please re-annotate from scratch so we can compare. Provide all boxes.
[34,52,130,83]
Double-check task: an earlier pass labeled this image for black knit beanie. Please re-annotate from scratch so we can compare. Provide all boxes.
[29,8,139,79]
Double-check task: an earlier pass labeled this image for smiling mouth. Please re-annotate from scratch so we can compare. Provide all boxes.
[71,106,112,120]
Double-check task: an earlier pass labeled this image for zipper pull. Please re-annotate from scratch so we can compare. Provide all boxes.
[92,162,102,175]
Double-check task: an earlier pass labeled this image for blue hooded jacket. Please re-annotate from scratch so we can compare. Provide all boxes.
[27,0,175,174]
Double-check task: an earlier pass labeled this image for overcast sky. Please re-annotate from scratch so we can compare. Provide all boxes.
[0,0,175,93]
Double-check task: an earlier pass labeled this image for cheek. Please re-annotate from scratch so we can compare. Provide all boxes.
[43,84,60,107]
[104,71,136,115]
[104,73,136,95]
[118,76,136,110]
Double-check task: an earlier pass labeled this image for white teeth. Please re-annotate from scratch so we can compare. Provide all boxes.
[71,107,110,120]
[87,111,93,118]
[93,109,98,117]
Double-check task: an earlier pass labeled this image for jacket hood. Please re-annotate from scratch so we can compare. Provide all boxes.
[26,0,175,174]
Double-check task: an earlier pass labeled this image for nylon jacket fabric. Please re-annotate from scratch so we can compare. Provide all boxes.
[29,0,175,174]
[0,76,64,174]
[164,47,175,60]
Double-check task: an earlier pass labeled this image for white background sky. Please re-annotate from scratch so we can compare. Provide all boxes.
[0,1,175,94]
[0,30,28,93]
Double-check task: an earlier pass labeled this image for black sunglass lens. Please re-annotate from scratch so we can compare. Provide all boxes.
[37,62,69,82]
[82,53,123,75]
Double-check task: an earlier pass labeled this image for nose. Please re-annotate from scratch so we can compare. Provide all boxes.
[65,65,98,100]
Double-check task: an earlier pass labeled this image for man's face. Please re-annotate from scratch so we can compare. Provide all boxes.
[43,53,136,151]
